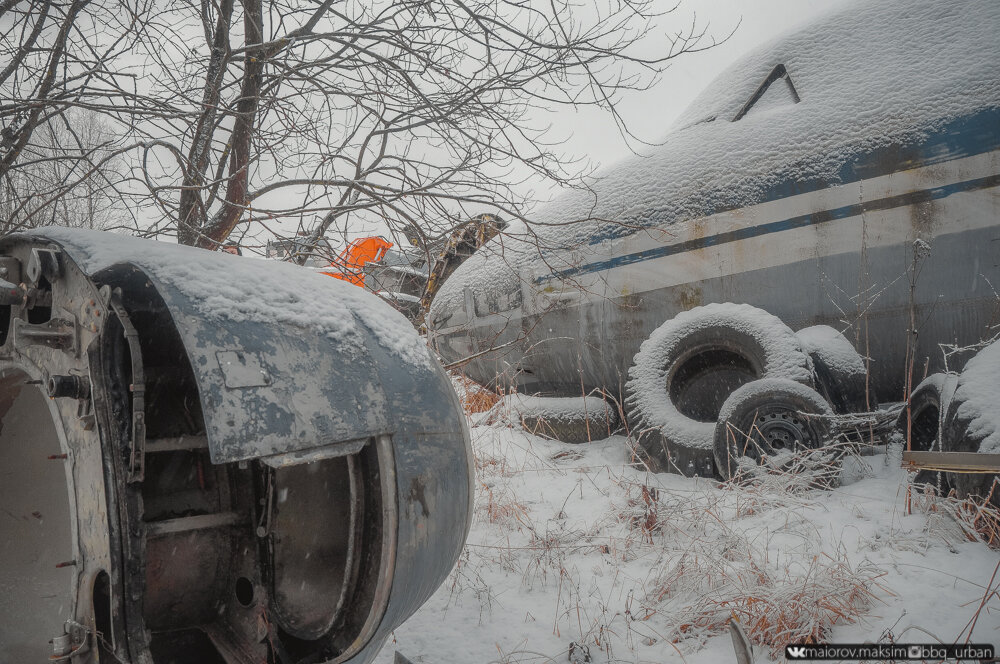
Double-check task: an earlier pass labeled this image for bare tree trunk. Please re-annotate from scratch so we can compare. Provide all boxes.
[178,0,236,246]
[194,0,264,249]
[1,0,718,254]
[0,0,90,176]
[0,0,52,87]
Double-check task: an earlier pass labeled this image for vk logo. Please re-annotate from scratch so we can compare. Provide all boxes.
[786,646,808,659]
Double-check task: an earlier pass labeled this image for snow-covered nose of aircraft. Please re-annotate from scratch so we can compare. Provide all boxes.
[429,239,524,333]
[0,227,472,664]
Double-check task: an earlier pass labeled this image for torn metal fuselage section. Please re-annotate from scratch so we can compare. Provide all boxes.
[0,228,473,664]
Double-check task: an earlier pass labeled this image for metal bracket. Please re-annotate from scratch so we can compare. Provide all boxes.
[13,317,78,354]
[217,350,271,388]
[106,289,147,483]
[49,619,91,661]
[26,247,61,286]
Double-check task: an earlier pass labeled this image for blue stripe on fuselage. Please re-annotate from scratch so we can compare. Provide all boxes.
[539,172,1000,282]
[536,107,1000,284]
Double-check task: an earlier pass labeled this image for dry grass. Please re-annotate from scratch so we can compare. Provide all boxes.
[451,371,501,414]
[953,497,1000,548]
[607,442,890,659]
[720,418,860,492]
[479,481,531,531]
[476,451,515,478]
[664,553,887,657]
[438,392,993,663]
[910,482,1000,549]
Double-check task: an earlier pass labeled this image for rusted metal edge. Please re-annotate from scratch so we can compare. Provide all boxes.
[143,436,209,453]
[145,512,245,538]
[902,451,1000,474]
[333,433,398,664]
[106,290,146,483]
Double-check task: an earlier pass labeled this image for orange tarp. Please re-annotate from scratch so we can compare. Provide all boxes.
[321,237,393,286]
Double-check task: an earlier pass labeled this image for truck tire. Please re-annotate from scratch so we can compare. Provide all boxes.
[896,372,957,489]
[795,325,874,414]
[713,377,833,481]
[942,342,1000,505]
[508,394,620,444]
[625,303,814,476]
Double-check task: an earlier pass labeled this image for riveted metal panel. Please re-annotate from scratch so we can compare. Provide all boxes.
[14,230,392,464]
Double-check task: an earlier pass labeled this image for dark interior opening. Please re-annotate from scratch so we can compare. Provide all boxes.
[26,275,52,324]
[670,348,757,422]
[235,577,254,607]
[0,304,10,346]
[910,404,939,452]
[271,455,356,641]
[94,571,114,654]
[273,440,385,662]
[94,265,238,660]
[149,629,227,664]
[95,264,204,440]
[141,448,220,521]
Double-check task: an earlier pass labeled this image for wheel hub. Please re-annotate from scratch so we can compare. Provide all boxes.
[748,406,814,456]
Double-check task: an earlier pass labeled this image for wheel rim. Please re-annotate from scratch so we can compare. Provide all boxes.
[730,405,820,462]
[669,346,758,422]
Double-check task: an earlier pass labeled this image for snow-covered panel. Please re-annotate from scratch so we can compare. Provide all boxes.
[431,0,1000,325]
[952,341,1000,454]
[30,227,431,370]
[21,227,436,463]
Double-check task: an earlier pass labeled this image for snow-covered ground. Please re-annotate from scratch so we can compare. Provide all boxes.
[376,406,1000,663]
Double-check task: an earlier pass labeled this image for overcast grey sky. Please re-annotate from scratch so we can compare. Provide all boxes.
[329,0,849,245]
[249,0,851,250]
[539,0,846,179]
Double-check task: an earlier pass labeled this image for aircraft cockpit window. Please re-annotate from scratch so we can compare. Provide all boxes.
[474,287,522,317]
[506,287,523,310]
[431,310,451,328]
[474,291,493,317]
[732,63,800,122]
[431,290,471,328]
[439,307,468,328]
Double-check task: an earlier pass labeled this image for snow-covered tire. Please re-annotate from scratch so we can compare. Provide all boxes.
[942,342,1000,505]
[795,325,874,414]
[896,373,958,489]
[713,378,834,481]
[624,303,814,476]
[507,395,620,444]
